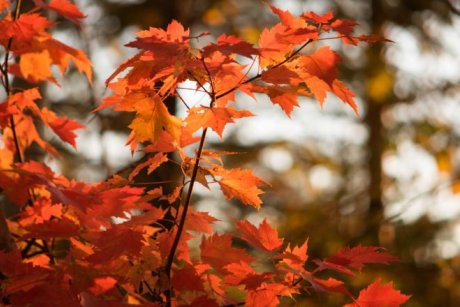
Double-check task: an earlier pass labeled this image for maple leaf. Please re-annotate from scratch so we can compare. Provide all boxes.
[236,219,284,252]
[264,4,318,46]
[1,15,92,83]
[19,198,63,226]
[40,107,84,148]
[265,86,299,116]
[124,20,191,88]
[134,19,190,45]
[114,92,182,146]
[249,83,300,117]
[345,279,410,307]
[0,13,52,43]
[314,246,398,275]
[281,241,309,272]
[203,34,259,58]
[301,46,340,86]
[143,131,178,153]
[33,0,86,25]
[65,184,148,227]
[215,168,267,209]
[267,3,311,31]
[201,233,255,272]
[184,208,218,234]
[185,106,253,138]
[158,228,192,263]
[288,47,359,113]
[331,19,357,37]
[302,11,334,25]
[224,262,273,290]
[172,264,204,292]
[43,38,93,82]
[260,65,302,86]
[259,23,293,67]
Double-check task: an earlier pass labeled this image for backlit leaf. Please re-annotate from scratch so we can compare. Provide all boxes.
[201,233,255,272]
[236,219,283,252]
[215,168,267,209]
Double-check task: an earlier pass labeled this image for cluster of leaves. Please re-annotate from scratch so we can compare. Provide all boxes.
[0,0,410,306]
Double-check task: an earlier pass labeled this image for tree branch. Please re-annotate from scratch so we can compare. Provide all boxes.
[0,0,24,253]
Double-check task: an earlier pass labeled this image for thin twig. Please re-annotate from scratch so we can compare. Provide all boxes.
[164,58,218,304]
[20,238,43,257]
[162,38,315,306]
[3,0,24,164]
[200,57,215,94]
[186,69,211,96]
[176,91,191,110]
[215,39,313,100]
[164,127,210,305]
[176,86,209,93]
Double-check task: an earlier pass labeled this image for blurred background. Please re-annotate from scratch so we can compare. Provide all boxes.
[19,0,460,305]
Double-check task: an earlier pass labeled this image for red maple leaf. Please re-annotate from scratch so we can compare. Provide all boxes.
[201,233,255,272]
[185,106,253,138]
[345,279,410,307]
[214,168,267,209]
[41,107,84,148]
[315,246,398,275]
[236,219,284,252]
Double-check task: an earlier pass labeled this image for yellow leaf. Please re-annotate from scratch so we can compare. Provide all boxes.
[127,94,182,145]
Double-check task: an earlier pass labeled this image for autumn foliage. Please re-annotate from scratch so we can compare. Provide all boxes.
[0,0,410,306]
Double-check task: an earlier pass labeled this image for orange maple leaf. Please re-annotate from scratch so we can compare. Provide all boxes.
[214,168,267,209]
[314,245,398,276]
[185,106,253,138]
